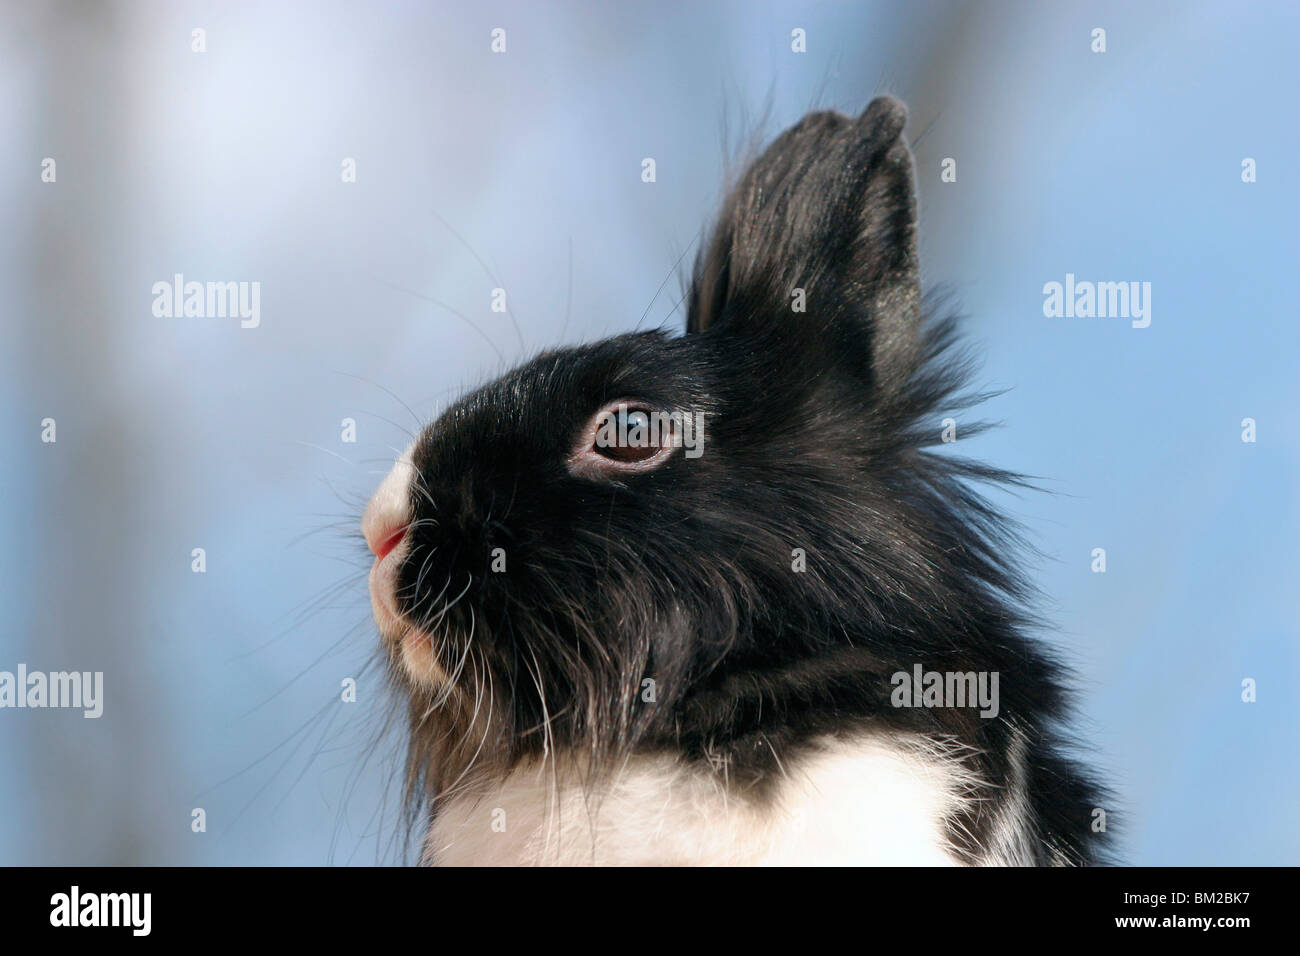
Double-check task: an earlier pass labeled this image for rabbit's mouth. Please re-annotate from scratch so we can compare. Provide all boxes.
[367,538,407,635]
[364,444,447,687]
[368,541,447,687]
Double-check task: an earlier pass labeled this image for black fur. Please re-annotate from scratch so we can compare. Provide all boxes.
[388,97,1110,865]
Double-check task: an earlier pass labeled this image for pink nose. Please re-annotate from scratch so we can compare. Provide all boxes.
[363,449,416,559]
[370,524,408,560]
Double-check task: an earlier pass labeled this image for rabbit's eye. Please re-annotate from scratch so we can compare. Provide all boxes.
[567,400,677,479]
[594,407,663,462]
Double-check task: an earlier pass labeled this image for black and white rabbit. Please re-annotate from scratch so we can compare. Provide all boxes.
[363,97,1109,866]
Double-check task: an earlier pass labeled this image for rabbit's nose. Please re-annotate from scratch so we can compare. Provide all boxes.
[363,446,415,558]
[370,525,408,560]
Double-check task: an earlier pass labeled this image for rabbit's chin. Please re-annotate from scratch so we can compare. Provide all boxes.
[394,626,447,687]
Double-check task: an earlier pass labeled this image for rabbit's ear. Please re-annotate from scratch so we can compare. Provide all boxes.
[687,97,921,393]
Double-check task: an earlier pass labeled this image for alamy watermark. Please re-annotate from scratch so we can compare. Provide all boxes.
[891,665,999,719]
[152,273,260,328]
[1042,273,1151,328]
[50,886,150,936]
[0,664,103,718]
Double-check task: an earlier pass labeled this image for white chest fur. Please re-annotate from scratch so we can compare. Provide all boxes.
[425,732,1011,866]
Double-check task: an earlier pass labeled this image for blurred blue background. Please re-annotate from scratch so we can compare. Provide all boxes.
[1,0,1295,865]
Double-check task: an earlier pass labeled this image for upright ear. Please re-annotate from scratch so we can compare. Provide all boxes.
[686,96,921,392]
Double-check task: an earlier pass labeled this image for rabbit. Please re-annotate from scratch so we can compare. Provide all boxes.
[362,96,1110,866]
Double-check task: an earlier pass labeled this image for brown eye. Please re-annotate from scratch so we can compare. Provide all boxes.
[568,399,679,480]
[594,407,665,462]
